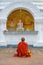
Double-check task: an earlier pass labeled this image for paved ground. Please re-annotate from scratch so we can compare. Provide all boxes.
[0,48,43,65]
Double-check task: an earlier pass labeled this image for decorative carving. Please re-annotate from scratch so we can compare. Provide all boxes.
[10,22,15,27]
[7,8,34,31]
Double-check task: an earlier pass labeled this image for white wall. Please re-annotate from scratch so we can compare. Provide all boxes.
[0,1,43,47]
[0,2,42,19]
[0,19,42,46]
[0,19,7,46]
[0,19,43,47]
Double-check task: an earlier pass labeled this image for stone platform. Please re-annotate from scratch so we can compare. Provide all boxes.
[0,48,43,65]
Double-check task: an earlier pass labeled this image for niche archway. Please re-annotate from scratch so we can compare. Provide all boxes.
[6,8,34,31]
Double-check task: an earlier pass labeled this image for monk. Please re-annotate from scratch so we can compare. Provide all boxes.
[14,37,32,57]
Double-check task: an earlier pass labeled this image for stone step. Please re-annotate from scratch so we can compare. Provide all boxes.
[31,0,43,2]
[31,0,43,10]
[0,2,12,10]
[33,41,43,47]
[0,1,43,11]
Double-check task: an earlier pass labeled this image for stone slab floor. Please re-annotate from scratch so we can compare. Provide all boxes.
[0,48,43,65]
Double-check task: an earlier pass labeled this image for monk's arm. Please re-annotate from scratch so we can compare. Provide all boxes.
[26,42,29,50]
[16,43,20,52]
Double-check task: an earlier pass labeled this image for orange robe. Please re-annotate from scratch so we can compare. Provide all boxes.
[14,42,32,57]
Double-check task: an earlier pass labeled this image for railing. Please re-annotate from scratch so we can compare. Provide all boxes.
[3,30,38,35]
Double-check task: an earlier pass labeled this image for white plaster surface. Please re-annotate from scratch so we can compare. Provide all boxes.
[0,0,43,47]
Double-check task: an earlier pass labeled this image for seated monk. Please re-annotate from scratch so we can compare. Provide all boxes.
[14,37,32,57]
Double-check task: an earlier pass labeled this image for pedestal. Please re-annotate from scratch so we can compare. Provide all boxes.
[3,31,38,47]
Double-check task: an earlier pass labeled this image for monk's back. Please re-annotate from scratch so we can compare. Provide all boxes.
[18,42,28,55]
[14,37,32,57]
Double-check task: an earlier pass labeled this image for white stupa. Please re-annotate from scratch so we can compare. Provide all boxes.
[0,0,43,47]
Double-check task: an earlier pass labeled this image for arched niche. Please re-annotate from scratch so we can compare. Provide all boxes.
[6,8,34,31]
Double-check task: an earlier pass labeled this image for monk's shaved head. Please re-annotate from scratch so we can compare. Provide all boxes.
[21,37,25,42]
